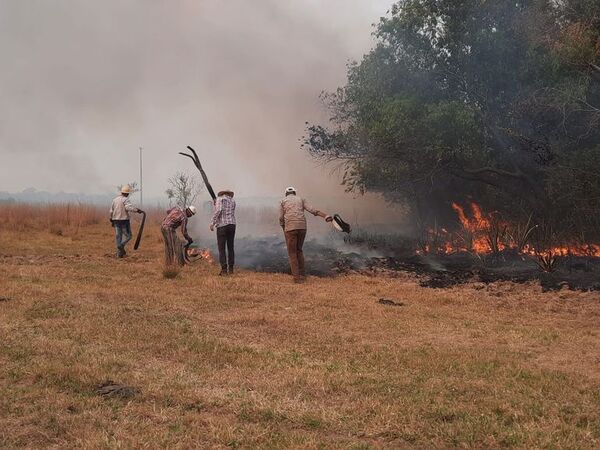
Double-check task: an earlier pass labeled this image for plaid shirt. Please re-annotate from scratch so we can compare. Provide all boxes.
[161,207,191,241]
[212,196,236,228]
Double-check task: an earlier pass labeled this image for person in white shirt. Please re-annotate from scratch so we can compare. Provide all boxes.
[109,185,143,258]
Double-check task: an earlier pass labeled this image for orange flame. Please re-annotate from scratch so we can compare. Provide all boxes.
[186,248,215,263]
[422,202,600,257]
[200,249,214,264]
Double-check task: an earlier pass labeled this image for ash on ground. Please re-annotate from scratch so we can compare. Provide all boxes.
[197,234,600,292]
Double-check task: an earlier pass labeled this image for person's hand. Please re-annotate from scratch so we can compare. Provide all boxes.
[210,224,215,231]
[109,219,114,226]
[325,215,334,222]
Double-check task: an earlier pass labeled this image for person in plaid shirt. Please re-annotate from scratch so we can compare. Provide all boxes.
[210,190,236,275]
[161,205,197,266]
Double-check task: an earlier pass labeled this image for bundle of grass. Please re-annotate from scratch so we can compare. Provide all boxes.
[162,265,180,279]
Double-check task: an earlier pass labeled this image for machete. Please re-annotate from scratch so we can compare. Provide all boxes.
[133,210,146,250]
[179,146,217,201]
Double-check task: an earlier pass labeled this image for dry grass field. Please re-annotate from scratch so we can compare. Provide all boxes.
[1,205,600,448]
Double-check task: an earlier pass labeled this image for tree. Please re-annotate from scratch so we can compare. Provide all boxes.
[117,181,140,193]
[165,172,203,208]
[304,0,600,240]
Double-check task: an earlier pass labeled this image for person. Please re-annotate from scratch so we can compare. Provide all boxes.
[279,187,333,283]
[161,205,197,267]
[210,190,237,276]
[109,185,143,258]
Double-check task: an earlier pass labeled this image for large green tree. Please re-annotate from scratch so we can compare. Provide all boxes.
[305,0,600,238]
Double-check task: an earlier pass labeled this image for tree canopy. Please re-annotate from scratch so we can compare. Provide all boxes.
[304,0,600,239]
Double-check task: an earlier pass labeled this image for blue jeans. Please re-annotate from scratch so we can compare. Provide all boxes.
[113,220,132,250]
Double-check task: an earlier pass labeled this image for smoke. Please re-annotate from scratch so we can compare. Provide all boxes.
[0,0,392,199]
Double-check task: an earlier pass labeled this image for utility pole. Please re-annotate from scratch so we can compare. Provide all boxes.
[139,146,143,206]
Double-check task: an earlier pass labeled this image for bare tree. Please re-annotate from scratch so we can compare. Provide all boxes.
[117,181,140,193]
[165,172,203,208]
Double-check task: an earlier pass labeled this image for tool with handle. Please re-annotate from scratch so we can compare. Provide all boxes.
[332,214,352,233]
[133,210,146,250]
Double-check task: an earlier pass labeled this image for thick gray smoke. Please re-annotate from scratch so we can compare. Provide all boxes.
[0,0,391,201]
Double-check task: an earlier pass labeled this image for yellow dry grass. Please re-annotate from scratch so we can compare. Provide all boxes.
[1,218,600,448]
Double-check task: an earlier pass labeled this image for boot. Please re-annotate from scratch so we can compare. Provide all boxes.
[228,265,234,275]
[219,266,228,276]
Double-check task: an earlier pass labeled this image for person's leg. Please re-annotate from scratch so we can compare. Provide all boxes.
[114,222,123,255]
[162,227,174,266]
[175,234,186,266]
[217,226,227,274]
[296,229,307,278]
[121,220,132,253]
[285,230,300,280]
[227,224,236,273]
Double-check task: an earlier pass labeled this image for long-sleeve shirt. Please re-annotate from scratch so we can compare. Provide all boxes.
[110,195,137,220]
[161,207,192,241]
[279,195,323,232]
[211,196,236,228]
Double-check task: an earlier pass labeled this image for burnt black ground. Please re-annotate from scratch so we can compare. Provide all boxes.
[197,235,600,292]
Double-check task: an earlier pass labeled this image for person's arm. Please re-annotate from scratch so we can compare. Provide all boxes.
[181,215,192,242]
[303,199,331,220]
[109,201,114,225]
[211,197,223,227]
[124,198,141,213]
[279,201,285,229]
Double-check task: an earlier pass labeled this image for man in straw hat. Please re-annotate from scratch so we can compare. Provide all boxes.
[109,184,144,258]
[279,186,333,283]
[210,190,236,275]
[161,205,197,267]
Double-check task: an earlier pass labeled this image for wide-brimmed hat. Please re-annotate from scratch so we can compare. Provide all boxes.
[218,190,234,197]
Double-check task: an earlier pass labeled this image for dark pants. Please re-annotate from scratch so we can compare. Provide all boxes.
[284,229,307,279]
[217,224,236,270]
[113,220,132,252]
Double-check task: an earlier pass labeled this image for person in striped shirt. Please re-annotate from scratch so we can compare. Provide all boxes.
[210,190,236,275]
[161,205,197,266]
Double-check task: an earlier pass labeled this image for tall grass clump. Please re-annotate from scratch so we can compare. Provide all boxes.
[0,202,105,234]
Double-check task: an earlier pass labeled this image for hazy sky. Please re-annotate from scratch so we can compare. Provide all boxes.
[0,0,392,199]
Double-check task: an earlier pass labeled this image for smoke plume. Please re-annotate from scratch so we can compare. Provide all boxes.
[0,0,391,200]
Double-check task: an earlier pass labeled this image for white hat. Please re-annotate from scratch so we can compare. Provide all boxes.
[285,186,297,195]
[121,184,131,194]
[187,205,197,215]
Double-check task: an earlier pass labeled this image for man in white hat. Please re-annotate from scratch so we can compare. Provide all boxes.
[110,184,144,258]
[161,204,197,266]
[279,187,332,283]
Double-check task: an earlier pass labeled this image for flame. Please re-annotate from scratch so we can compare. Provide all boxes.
[421,202,600,257]
[450,202,497,253]
[200,249,214,264]
[186,248,215,263]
